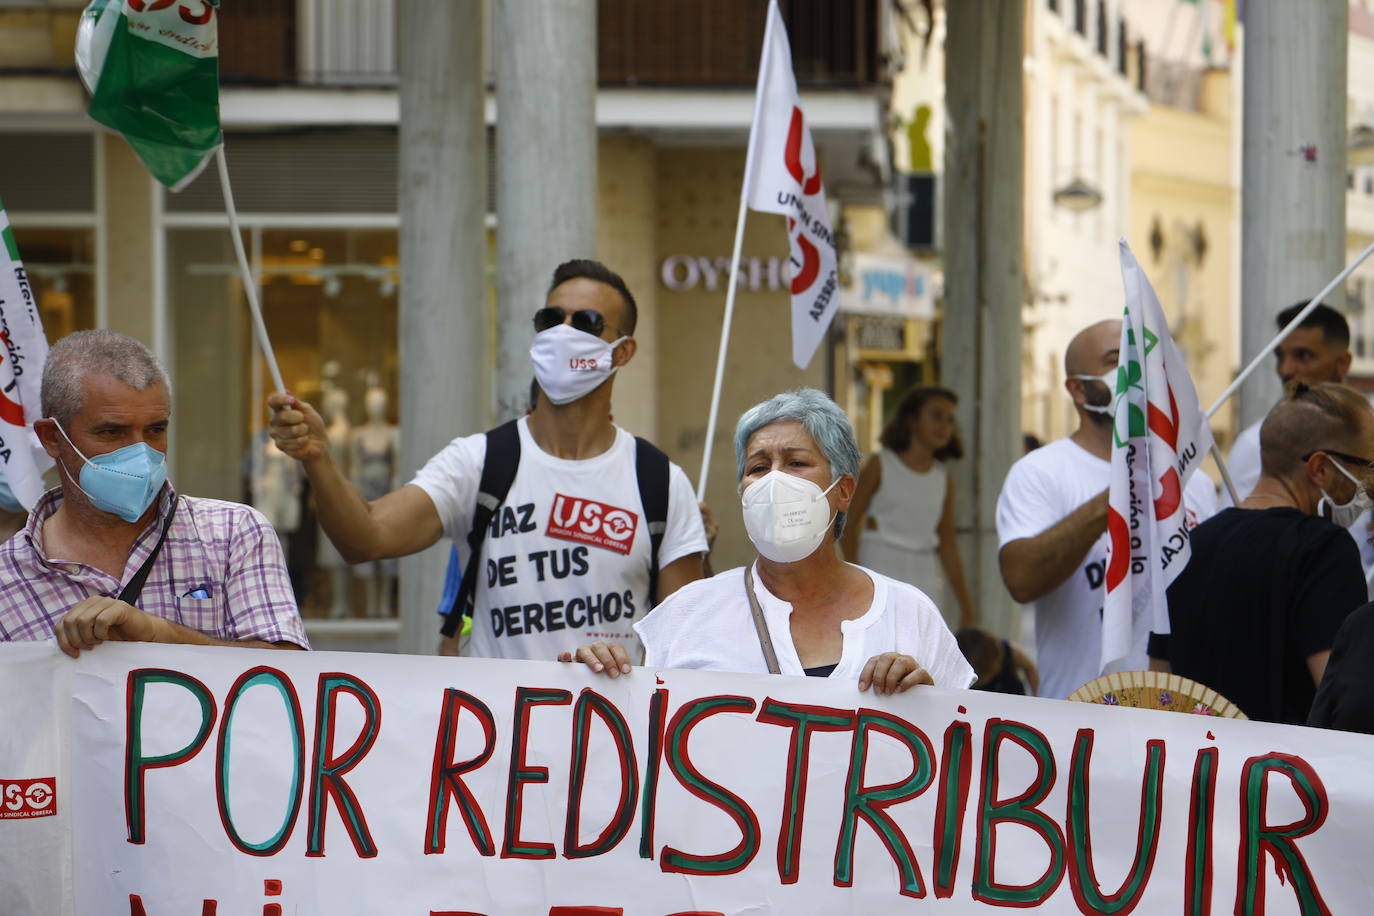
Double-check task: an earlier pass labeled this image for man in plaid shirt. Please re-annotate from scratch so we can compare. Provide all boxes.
[0,330,307,655]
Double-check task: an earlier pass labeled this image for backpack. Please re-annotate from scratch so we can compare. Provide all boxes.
[438,419,671,638]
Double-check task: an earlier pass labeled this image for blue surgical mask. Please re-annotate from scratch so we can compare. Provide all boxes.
[53,420,167,523]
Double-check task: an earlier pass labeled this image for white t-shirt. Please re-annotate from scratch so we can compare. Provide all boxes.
[1228,417,1374,595]
[1223,420,1262,505]
[995,437,1217,700]
[410,417,708,660]
[634,562,976,688]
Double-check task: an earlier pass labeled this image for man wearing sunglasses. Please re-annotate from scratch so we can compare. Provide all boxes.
[1149,381,1373,724]
[268,259,708,661]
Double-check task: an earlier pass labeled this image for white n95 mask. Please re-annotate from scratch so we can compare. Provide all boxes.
[529,324,627,405]
[1071,370,1118,416]
[1318,457,1373,529]
[740,469,839,564]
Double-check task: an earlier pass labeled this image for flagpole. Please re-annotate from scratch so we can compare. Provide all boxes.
[1209,443,1241,506]
[216,147,286,394]
[1205,239,1374,420]
[697,197,750,502]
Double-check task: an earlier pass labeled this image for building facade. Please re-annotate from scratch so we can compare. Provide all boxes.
[0,1,890,649]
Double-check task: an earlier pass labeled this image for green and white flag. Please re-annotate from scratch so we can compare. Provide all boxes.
[76,0,222,191]
[0,201,54,510]
[1102,241,1214,675]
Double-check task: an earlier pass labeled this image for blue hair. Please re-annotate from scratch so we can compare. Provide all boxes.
[733,388,861,537]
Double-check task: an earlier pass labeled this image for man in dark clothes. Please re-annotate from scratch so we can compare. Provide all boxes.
[1309,601,1374,733]
[1148,381,1373,724]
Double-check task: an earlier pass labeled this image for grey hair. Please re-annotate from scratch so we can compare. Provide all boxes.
[733,387,862,538]
[41,330,170,427]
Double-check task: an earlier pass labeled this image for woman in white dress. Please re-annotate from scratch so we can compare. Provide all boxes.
[841,386,977,630]
[562,388,973,694]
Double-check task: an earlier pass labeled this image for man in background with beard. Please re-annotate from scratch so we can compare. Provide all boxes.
[995,319,1217,699]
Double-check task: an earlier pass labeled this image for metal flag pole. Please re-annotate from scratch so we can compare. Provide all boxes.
[1209,443,1241,506]
[1205,240,1374,420]
[696,0,781,501]
[696,197,750,502]
[216,146,287,394]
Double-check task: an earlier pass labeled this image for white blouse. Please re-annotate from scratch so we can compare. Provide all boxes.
[634,562,975,688]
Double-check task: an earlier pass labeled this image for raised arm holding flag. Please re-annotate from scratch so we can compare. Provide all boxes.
[697,0,839,499]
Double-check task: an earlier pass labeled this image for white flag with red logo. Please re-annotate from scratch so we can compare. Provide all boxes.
[0,199,53,510]
[1102,241,1214,674]
[742,0,839,369]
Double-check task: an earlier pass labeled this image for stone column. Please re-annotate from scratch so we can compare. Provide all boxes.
[101,134,156,347]
[396,0,487,654]
[493,0,597,420]
[942,1,1025,639]
[1239,0,1347,426]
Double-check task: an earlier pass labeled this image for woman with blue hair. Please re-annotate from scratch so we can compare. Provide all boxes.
[562,388,973,693]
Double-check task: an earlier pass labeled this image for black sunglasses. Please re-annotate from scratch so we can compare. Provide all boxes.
[1302,449,1374,470]
[532,306,620,338]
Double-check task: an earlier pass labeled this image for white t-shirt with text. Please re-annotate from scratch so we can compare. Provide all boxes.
[995,437,1217,699]
[635,562,976,688]
[410,418,708,660]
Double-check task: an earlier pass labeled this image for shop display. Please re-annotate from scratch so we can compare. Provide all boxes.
[351,381,398,618]
[317,385,352,618]
[248,430,303,549]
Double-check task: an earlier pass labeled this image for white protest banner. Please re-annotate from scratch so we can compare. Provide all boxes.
[1102,241,1215,674]
[4,640,1373,914]
[742,0,839,370]
[0,201,53,509]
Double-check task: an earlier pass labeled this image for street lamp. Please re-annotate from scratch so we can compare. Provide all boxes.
[1350,124,1374,167]
[1052,176,1104,211]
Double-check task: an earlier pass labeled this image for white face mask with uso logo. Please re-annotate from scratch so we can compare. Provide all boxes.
[529,324,628,405]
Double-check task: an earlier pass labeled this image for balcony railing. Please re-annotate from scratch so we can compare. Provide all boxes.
[599,0,878,88]
[219,0,298,84]
[220,0,879,89]
[1,0,878,90]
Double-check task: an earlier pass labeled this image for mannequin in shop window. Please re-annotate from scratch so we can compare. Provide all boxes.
[350,382,398,617]
[317,386,352,618]
[249,413,303,555]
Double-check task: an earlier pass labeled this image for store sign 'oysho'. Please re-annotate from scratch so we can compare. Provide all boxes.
[659,255,790,293]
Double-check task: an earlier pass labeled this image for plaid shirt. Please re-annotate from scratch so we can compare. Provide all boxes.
[0,485,309,648]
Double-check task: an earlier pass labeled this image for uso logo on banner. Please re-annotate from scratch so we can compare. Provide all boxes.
[0,777,56,819]
[546,494,638,555]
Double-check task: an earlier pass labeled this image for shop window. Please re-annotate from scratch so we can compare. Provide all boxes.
[168,226,400,620]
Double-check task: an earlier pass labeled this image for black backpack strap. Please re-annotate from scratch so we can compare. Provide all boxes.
[634,436,671,607]
[118,496,179,608]
[439,420,521,638]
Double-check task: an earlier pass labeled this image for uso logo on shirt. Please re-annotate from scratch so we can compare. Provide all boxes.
[547,494,639,555]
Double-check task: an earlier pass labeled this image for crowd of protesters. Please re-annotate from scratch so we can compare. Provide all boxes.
[4,259,1373,736]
